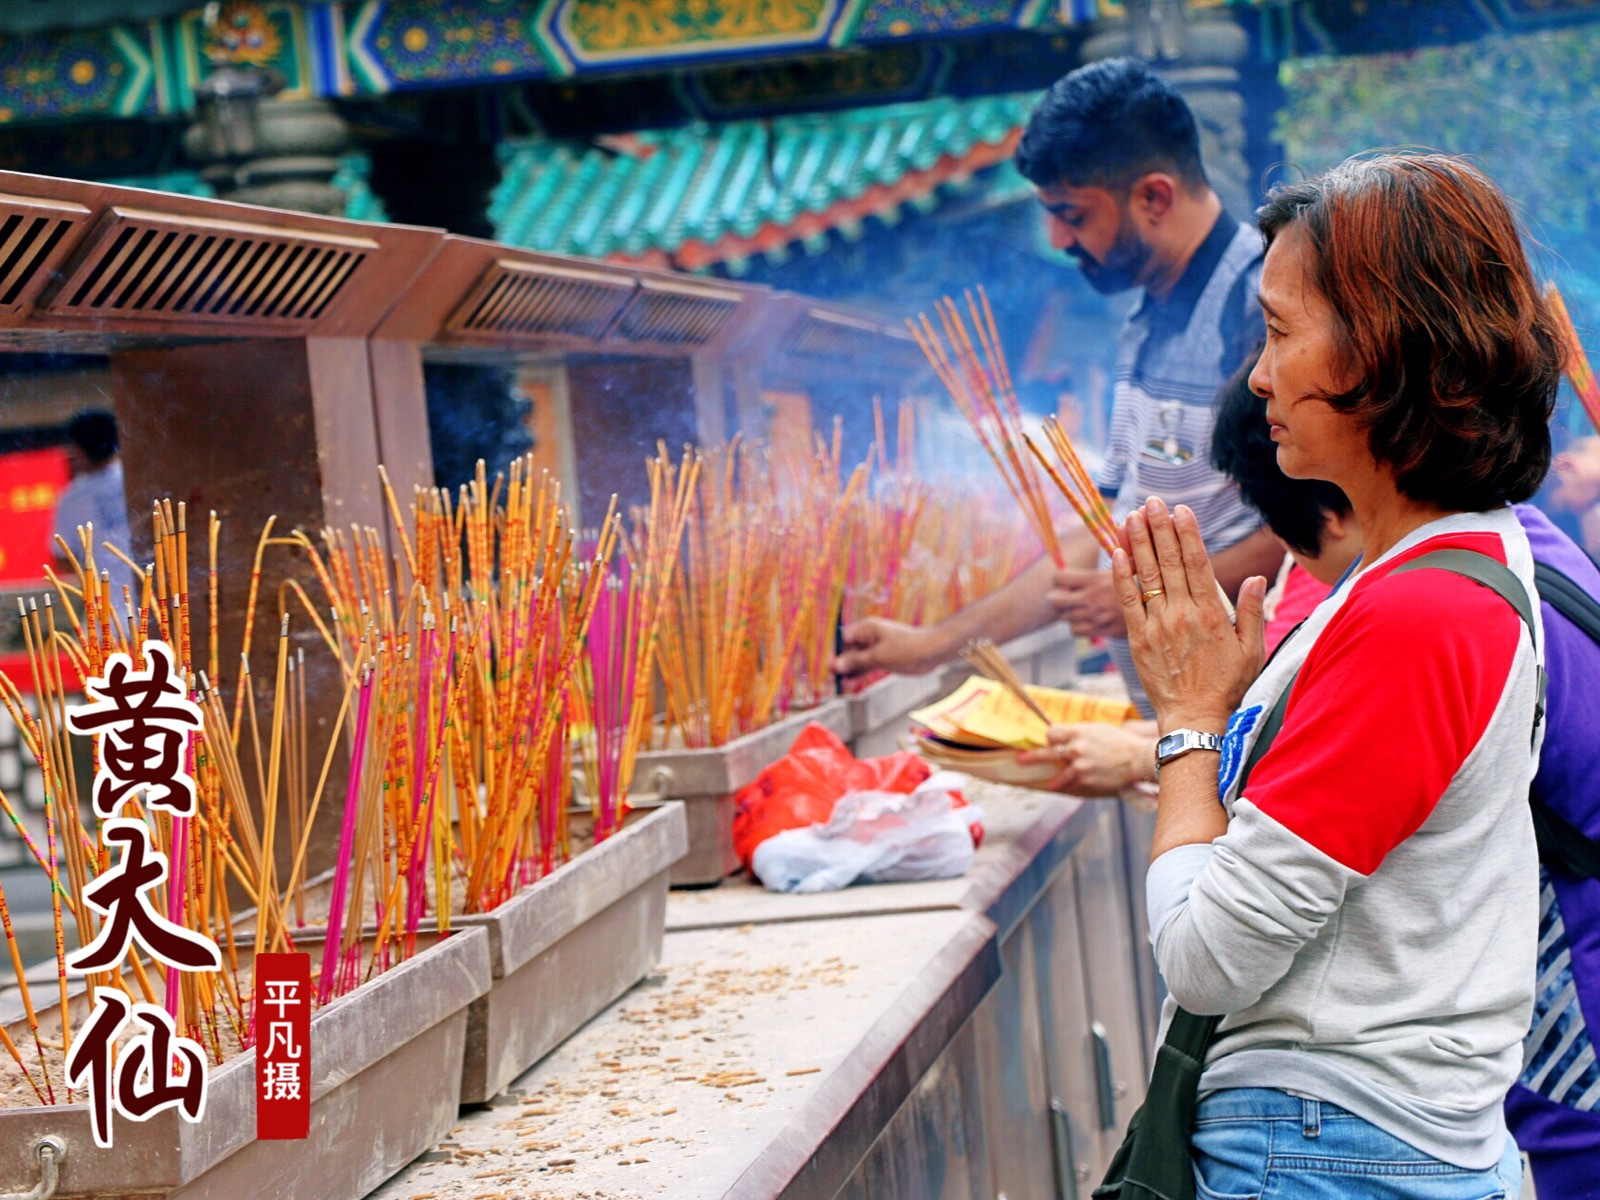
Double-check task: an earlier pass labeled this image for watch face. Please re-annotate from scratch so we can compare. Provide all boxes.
[1156,731,1218,763]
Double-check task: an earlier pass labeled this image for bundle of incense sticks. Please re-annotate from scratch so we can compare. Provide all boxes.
[649,436,866,749]
[0,452,631,1111]
[842,400,1041,643]
[844,399,931,634]
[961,639,1051,727]
[296,456,622,959]
[908,287,1066,565]
[947,493,1035,613]
[778,420,866,713]
[1026,415,1120,555]
[1548,284,1600,432]
[576,444,698,838]
[575,569,633,841]
[882,490,1038,626]
[0,502,377,1108]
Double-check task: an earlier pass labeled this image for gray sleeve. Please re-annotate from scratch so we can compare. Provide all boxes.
[1146,842,1214,945]
[1151,799,1361,1015]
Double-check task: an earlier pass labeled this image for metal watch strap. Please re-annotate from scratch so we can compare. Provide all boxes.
[1154,729,1222,775]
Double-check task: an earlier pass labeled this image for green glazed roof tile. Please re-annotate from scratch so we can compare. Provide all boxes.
[721,127,768,236]
[607,145,670,251]
[860,122,896,183]
[492,90,1038,265]
[660,138,706,229]
[824,128,866,196]
[572,151,638,254]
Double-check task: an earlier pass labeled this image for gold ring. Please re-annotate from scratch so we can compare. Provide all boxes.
[1141,587,1165,604]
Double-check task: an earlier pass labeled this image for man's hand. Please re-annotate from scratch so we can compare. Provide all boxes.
[1047,567,1126,639]
[1017,722,1156,796]
[832,618,951,678]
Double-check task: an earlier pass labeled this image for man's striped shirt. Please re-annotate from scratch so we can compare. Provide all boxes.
[1095,214,1266,714]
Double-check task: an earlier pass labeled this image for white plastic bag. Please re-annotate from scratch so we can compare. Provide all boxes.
[751,773,983,893]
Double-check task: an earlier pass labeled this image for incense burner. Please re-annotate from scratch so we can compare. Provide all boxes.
[454,802,687,1105]
[635,700,852,886]
[844,671,945,759]
[0,926,492,1200]
[941,624,1080,694]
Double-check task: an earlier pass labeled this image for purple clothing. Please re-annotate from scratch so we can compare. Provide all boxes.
[1520,504,1600,850]
[1510,504,1600,1197]
[1506,1085,1600,1199]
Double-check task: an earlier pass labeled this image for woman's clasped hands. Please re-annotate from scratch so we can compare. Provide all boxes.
[1112,497,1269,735]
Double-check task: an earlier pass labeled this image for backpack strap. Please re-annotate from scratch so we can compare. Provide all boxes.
[1532,801,1600,883]
[1389,549,1545,746]
[1235,547,1542,798]
[1390,548,1538,633]
[1535,561,1600,644]
[1528,560,1600,880]
[1237,674,1293,799]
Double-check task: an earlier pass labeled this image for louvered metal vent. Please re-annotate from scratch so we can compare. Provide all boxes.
[612,279,740,348]
[446,259,635,341]
[784,308,926,372]
[44,208,374,327]
[0,194,91,315]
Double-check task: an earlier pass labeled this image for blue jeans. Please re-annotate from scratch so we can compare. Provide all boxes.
[1192,1088,1522,1200]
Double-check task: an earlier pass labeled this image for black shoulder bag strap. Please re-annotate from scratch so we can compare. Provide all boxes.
[1528,561,1600,880]
[1096,547,1541,1200]
[1092,1003,1220,1200]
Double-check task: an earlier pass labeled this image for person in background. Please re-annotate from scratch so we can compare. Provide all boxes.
[833,58,1282,707]
[1021,351,1360,795]
[53,408,134,600]
[1207,349,1364,643]
[1503,491,1600,1196]
[1551,433,1600,558]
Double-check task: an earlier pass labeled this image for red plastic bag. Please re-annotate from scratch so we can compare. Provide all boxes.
[732,722,933,869]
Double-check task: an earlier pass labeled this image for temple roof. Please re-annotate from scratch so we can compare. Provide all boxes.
[491,92,1036,271]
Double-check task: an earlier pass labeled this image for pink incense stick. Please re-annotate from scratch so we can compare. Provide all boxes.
[318,668,373,1007]
[163,729,196,1019]
[402,618,435,943]
[406,615,456,943]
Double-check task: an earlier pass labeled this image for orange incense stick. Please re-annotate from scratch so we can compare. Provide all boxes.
[1549,284,1600,431]
[910,299,1065,564]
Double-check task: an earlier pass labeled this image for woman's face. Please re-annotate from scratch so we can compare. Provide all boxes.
[1249,225,1373,490]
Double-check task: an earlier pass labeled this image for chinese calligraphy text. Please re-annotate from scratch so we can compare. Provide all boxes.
[254,953,311,1139]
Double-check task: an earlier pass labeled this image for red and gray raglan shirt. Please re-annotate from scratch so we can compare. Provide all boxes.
[1147,506,1545,1169]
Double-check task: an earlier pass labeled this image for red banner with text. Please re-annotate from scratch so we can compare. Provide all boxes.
[0,446,72,689]
[0,446,68,584]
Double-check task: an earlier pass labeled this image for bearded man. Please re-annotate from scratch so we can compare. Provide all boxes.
[836,58,1283,715]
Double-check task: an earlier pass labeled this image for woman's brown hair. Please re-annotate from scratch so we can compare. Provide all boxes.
[1257,153,1559,509]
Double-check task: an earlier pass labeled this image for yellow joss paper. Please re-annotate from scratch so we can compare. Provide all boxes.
[910,677,1139,751]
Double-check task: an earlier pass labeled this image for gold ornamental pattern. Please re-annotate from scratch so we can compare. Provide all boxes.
[561,0,834,59]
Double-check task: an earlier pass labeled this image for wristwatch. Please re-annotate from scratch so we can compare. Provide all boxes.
[1154,729,1223,776]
